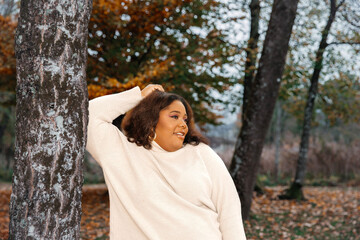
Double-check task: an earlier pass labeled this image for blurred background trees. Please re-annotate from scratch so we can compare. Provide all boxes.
[87,0,240,124]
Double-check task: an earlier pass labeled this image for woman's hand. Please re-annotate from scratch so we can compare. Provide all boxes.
[141,84,165,98]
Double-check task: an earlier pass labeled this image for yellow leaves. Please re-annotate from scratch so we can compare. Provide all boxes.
[106,78,122,88]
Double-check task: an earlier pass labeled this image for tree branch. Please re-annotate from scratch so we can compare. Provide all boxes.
[328,41,360,46]
[336,0,346,10]
[341,8,360,29]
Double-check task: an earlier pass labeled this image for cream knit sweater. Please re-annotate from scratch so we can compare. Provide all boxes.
[86,87,246,240]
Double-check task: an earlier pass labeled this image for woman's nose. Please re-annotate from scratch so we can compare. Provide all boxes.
[179,120,187,128]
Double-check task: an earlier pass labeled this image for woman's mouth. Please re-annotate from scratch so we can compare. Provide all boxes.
[174,132,185,139]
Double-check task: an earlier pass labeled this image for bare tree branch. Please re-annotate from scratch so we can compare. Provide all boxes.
[328,41,360,46]
[0,0,16,17]
[336,0,346,10]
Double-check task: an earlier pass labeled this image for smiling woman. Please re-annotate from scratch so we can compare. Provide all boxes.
[121,87,208,151]
[86,84,247,240]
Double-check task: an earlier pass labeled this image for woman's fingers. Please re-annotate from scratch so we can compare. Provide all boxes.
[141,84,164,98]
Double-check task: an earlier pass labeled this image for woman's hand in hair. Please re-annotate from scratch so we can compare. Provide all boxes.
[141,84,165,98]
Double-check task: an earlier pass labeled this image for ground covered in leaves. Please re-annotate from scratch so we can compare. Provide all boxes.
[0,184,358,239]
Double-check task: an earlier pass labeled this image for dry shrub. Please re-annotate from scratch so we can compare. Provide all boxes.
[259,138,360,181]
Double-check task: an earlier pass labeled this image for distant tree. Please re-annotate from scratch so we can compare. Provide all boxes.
[9,0,92,238]
[229,0,299,220]
[280,0,360,200]
[242,0,260,124]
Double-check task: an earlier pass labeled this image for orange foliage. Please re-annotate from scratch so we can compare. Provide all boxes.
[0,16,16,91]
[88,58,175,99]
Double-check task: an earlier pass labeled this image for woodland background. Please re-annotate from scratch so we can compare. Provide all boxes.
[0,0,359,239]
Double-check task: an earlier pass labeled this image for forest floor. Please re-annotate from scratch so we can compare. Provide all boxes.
[0,184,359,240]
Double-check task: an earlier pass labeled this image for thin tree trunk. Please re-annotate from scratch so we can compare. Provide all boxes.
[0,110,8,159]
[230,0,299,220]
[242,0,260,124]
[280,0,342,200]
[9,0,92,239]
[274,101,282,181]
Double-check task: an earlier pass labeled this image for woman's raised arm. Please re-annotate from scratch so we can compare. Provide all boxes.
[86,87,142,165]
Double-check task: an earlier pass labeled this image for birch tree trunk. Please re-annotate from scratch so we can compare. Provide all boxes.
[230,0,299,220]
[9,0,92,239]
[280,0,341,200]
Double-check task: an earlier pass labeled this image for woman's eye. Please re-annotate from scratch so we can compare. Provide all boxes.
[171,115,179,119]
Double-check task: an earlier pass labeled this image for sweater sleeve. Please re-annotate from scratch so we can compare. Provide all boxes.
[86,87,143,167]
[200,144,247,240]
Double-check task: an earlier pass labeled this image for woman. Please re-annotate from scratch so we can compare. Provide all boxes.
[86,84,247,240]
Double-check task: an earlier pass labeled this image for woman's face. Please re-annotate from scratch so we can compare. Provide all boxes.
[154,100,189,152]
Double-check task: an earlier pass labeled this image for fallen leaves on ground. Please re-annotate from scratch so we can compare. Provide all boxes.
[0,184,110,240]
[246,186,359,239]
[0,185,358,239]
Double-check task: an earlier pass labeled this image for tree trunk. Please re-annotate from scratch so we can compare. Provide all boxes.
[9,0,92,239]
[280,0,340,200]
[230,0,299,220]
[0,110,9,156]
[274,101,282,181]
[242,0,260,124]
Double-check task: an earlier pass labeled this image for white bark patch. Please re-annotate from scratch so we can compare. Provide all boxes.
[53,183,61,194]
[17,35,23,44]
[38,182,45,190]
[37,25,49,31]
[27,225,35,237]
[58,26,72,39]
[44,59,61,77]
[31,163,47,172]
[47,110,56,117]
[55,116,64,129]
[57,173,62,182]
[63,153,73,170]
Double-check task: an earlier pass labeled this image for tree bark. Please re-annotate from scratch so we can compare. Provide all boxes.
[242,0,260,124]
[281,0,341,200]
[9,0,92,239]
[230,0,299,220]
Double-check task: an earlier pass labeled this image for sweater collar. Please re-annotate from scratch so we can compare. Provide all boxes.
[151,141,186,153]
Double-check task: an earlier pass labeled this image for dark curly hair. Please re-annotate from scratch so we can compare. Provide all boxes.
[121,90,208,149]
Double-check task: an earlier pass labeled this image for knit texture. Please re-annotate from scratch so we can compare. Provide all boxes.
[86,87,246,240]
